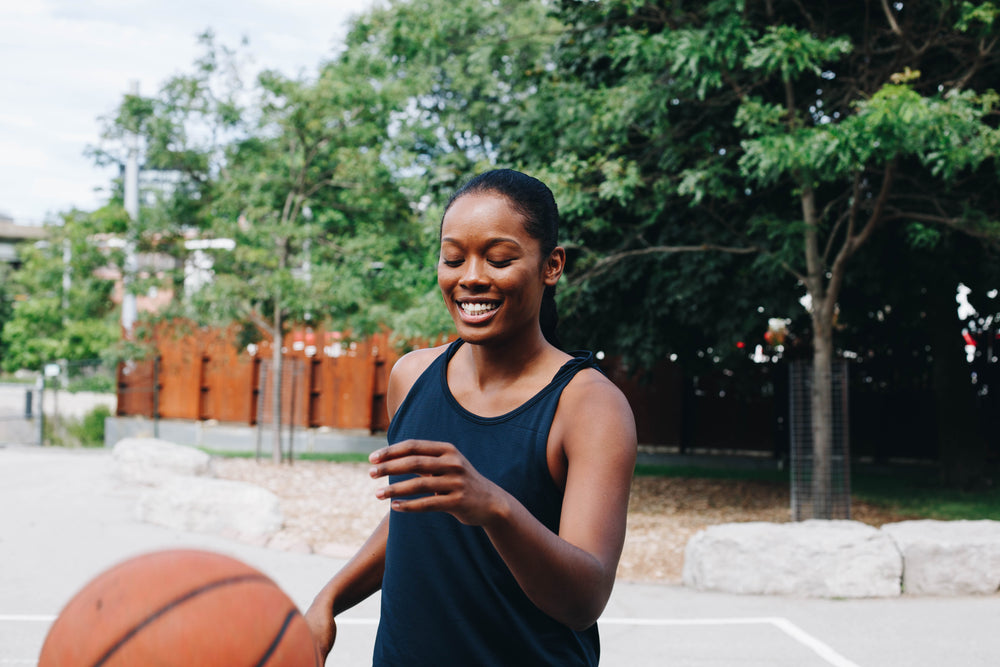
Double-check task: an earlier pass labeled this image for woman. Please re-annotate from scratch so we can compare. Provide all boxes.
[305,169,637,665]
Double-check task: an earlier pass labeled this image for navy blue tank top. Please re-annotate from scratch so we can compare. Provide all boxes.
[373,339,601,666]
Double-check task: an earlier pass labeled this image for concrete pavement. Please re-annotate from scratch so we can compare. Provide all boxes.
[2,444,998,666]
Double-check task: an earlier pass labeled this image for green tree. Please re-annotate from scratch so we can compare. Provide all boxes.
[91,33,428,462]
[193,60,418,461]
[346,0,562,199]
[87,30,251,301]
[1,207,125,372]
[507,0,1000,510]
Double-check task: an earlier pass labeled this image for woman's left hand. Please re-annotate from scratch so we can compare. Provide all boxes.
[368,439,507,527]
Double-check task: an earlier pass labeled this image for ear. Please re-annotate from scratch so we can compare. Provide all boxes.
[543,246,566,287]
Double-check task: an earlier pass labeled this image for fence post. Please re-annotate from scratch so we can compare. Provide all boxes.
[255,361,267,462]
[153,356,160,439]
[36,376,44,446]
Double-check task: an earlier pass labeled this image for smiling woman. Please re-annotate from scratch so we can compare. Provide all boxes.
[305,169,638,666]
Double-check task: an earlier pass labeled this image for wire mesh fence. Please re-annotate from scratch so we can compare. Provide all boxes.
[788,358,851,521]
[0,359,117,446]
[254,357,308,462]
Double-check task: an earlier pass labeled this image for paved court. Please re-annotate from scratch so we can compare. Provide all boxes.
[2,444,998,666]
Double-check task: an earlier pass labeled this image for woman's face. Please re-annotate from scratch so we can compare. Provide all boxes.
[438,193,561,346]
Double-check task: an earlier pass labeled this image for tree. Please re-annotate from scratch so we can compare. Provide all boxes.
[91,33,427,463]
[1,206,125,373]
[193,60,418,462]
[345,0,562,199]
[506,0,1000,510]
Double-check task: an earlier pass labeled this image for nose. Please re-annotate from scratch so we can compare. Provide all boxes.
[459,257,489,290]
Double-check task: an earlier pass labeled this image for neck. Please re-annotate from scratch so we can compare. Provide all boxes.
[462,328,553,388]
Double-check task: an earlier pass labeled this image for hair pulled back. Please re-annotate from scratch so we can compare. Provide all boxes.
[443,169,562,348]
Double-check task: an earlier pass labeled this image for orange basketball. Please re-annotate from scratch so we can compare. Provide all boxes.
[38,549,321,667]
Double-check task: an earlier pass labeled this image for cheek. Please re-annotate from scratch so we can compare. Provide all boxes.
[437,267,455,294]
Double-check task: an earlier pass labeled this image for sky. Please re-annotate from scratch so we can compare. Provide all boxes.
[0,0,376,226]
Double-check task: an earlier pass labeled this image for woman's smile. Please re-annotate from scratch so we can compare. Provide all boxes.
[457,299,501,322]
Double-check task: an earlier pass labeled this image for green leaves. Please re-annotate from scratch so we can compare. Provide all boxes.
[744,26,851,81]
[956,1,1000,33]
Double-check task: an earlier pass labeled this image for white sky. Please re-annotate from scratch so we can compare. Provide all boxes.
[0,0,376,226]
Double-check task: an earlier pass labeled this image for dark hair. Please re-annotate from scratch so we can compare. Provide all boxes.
[442,168,561,348]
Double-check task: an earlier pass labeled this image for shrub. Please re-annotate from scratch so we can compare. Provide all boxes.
[65,405,113,448]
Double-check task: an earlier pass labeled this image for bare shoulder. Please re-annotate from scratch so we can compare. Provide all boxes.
[387,344,451,419]
[558,367,637,456]
[563,367,632,415]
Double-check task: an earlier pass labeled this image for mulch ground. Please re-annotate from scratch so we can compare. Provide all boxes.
[213,459,915,584]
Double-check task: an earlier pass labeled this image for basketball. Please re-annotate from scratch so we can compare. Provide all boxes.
[38,549,321,667]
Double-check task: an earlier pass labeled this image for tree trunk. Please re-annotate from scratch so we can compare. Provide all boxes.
[810,309,835,518]
[271,302,283,465]
[801,183,837,519]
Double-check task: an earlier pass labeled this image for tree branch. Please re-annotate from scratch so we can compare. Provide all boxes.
[569,243,760,285]
[883,210,1000,241]
[880,0,903,37]
[851,160,896,251]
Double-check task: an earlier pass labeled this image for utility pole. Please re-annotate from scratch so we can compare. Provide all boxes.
[122,80,140,337]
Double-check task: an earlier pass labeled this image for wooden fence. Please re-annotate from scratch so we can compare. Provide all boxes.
[117,323,400,432]
[117,321,796,456]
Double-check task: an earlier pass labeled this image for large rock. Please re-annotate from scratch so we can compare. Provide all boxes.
[136,476,283,541]
[682,520,903,598]
[881,520,1000,595]
[112,437,211,485]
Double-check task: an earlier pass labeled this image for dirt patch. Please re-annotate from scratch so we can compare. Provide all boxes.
[213,458,912,584]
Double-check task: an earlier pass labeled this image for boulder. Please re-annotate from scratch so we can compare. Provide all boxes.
[881,520,1000,595]
[112,437,211,485]
[136,476,283,541]
[682,520,903,598]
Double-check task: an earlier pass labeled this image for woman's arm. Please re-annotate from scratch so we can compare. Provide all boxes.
[304,514,388,655]
[369,370,637,631]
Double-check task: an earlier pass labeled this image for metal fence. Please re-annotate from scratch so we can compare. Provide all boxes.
[0,359,117,447]
[788,359,851,521]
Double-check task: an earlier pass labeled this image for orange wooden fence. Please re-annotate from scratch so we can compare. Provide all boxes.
[117,322,401,432]
[117,321,787,455]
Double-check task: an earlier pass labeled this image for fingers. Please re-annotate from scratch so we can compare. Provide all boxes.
[367,440,488,522]
[368,440,462,480]
[369,439,453,464]
[375,473,459,501]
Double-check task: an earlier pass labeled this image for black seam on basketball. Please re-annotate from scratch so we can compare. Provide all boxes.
[90,573,271,667]
[253,608,300,667]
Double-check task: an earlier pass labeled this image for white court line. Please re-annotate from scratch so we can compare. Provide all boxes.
[599,617,862,667]
[1,614,861,667]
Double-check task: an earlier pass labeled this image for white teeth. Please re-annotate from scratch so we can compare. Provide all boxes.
[460,302,498,315]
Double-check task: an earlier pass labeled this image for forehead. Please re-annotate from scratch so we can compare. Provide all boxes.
[440,193,529,241]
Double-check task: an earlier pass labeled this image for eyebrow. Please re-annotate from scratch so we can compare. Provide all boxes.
[440,237,523,249]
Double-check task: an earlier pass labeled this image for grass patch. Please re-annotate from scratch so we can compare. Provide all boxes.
[199,449,371,464]
[634,463,786,483]
[852,470,1000,521]
[635,462,1000,521]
